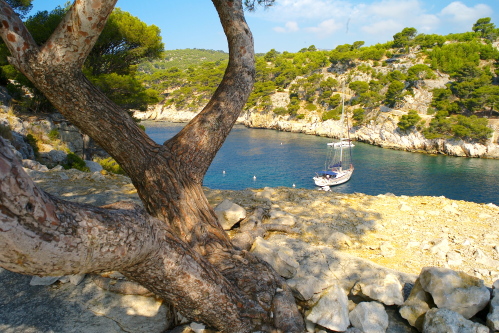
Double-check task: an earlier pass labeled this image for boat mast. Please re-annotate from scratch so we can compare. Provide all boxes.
[339,81,345,170]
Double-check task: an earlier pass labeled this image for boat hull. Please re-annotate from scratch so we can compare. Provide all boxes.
[313,167,354,187]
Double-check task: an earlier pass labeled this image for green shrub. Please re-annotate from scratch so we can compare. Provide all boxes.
[0,123,13,141]
[397,110,422,131]
[48,129,60,141]
[322,108,341,121]
[305,103,317,111]
[296,114,305,119]
[352,108,365,124]
[96,157,126,175]
[26,133,40,158]
[452,115,492,143]
[63,153,90,172]
[273,107,288,115]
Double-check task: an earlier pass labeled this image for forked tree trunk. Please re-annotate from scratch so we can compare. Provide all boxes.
[0,0,304,332]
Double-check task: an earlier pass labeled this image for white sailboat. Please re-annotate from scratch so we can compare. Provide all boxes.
[313,85,354,187]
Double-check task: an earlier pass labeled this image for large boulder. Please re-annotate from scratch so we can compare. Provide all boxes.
[349,301,388,333]
[400,267,490,331]
[423,308,489,333]
[85,160,103,173]
[351,273,404,306]
[487,280,499,331]
[286,275,332,302]
[306,283,350,332]
[419,267,490,319]
[399,279,434,331]
[250,237,299,278]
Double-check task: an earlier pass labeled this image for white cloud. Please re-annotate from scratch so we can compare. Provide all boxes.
[439,1,492,23]
[305,19,342,37]
[255,0,354,21]
[274,21,300,33]
[361,19,402,35]
[366,0,423,19]
[417,14,440,33]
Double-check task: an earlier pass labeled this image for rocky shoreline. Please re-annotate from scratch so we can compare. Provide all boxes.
[1,163,498,332]
[134,107,499,159]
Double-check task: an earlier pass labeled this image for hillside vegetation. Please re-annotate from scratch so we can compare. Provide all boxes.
[138,19,499,144]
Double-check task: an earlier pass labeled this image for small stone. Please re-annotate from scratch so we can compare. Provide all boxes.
[85,160,103,173]
[214,199,246,230]
[190,322,206,333]
[399,204,412,212]
[474,249,499,267]
[30,276,61,286]
[443,204,458,214]
[446,251,463,267]
[379,241,396,257]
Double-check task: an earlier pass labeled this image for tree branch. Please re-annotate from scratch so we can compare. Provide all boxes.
[166,0,256,182]
[42,0,117,69]
[0,1,38,69]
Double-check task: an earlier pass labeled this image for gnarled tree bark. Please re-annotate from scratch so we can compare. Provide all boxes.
[0,0,304,332]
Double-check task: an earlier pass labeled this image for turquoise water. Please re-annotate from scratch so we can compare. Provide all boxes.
[145,121,499,205]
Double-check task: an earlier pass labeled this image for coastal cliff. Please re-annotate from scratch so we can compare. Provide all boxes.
[134,106,499,159]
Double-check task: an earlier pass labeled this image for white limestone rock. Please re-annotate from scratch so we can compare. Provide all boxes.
[250,237,299,278]
[429,237,449,257]
[419,267,490,319]
[85,160,103,173]
[352,273,404,306]
[306,283,350,332]
[30,276,61,286]
[487,284,499,331]
[446,251,464,267]
[213,199,246,230]
[474,248,499,267]
[399,204,412,212]
[399,278,433,331]
[423,308,489,333]
[190,322,206,333]
[269,209,296,226]
[286,275,332,302]
[22,159,49,171]
[349,301,388,333]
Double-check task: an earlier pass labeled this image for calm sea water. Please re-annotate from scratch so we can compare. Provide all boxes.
[144,121,499,205]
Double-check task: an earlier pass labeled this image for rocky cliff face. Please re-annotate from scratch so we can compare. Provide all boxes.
[134,107,499,159]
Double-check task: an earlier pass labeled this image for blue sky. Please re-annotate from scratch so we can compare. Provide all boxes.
[30,0,499,53]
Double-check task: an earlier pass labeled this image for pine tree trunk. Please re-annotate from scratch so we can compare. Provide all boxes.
[0,0,304,331]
